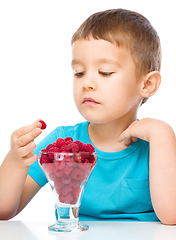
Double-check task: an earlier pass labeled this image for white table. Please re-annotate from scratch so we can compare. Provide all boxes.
[1,221,176,240]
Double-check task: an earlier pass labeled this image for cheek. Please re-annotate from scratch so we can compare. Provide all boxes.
[73,81,81,107]
[105,81,138,109]
[73,89,78,106]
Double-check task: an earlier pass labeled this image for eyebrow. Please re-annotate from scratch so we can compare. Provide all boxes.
[71,58,120,66]
[71,59,82,66]
[98,58,120,66]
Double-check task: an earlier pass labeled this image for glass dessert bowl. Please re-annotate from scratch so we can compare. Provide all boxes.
[39,151,97,232]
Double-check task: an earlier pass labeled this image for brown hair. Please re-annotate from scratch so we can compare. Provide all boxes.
[71,9,162,104]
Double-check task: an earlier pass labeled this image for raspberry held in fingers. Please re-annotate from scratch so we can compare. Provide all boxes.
[39,120,47,130]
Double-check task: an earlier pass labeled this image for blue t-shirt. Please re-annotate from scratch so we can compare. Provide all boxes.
[28,121,159,222]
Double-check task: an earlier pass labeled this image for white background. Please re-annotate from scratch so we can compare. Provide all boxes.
[0,0,176,221]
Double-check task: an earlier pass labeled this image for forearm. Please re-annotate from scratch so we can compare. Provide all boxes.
[0,152,29,220]
[149,121,176,224]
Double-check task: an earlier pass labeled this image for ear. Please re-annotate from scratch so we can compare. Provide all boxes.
[139,71,161,98]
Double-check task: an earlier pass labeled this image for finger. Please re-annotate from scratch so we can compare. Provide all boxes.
[17,128,42,147]
[117,130,130,142]
[23,154,38,166]
[12,119,42,138]
[132,136,138,142]
[17,142,36,158]
[123,137,133,146]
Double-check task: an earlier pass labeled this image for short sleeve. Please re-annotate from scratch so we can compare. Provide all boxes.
[28,127,65,187]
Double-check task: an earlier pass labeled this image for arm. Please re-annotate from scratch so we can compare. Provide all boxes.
[0,120,43,220]
[118,118,176,225]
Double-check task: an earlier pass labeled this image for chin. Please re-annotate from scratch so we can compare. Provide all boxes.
[81,114,108,125]
[79,113,98,123]
[78,108,112,124]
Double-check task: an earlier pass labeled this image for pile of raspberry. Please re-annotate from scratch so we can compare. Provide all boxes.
[39,137,96,205]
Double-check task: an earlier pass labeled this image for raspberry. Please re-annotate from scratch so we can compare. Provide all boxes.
[69,197,77,205]
[62,174,72,184]
[60,144,67,152]
[56,187,62,195]
[62,185,72,196]
[74,151,84,163]
[40,154,50,164]
[84,143,95,153]
[66,158,77,168]
[48,146,60,153]
[66,143,79,153]
[78,159,90,170]
[76,152,88,162]
[65,144,72,153]
[49,172,57,182]
[48,147,60,161]
[63,166,73,175]
[74,140,85,151]
[65,193,74,204]
[55,161,65,170]
[58,194,65,203]
[71,143,79,153]
[65,137,73,145]
[82,151,90,160]
[88,154,96,163]
[46,144,56,152]
[56,138,65,148]
[72,186,81,198]
[65,137,73,142]
[59,192,73,204]
[69,179,80,188]
[54,168,64,177]
[54,178,64,190]
[41,148,47,152]
[45,163,54,173]
[65,140,73,145]
[39,120,47,130]
[71,168,83,180]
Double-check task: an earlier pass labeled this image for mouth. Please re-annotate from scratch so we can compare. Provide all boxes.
[82,97,100,105]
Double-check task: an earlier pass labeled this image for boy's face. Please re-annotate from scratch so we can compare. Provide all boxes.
[71,37,143,124]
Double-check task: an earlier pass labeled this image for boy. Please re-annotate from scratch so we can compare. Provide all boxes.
[0,8,176,224]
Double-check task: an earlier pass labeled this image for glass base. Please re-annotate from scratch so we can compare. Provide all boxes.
[48,221,89,232]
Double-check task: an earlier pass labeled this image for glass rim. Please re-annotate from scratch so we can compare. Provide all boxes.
[39,151,97,155]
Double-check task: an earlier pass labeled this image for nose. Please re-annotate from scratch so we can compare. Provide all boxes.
[82,73,97,91]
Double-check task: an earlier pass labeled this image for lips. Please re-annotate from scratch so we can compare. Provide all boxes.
[82,97,100,105]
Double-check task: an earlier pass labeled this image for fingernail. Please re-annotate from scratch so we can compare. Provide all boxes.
[38,122,42,127]
[32,155,37,160]
[36,128,41,134]
[30,142,35,148]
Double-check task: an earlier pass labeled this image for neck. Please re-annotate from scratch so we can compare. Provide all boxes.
[88,114,137,152]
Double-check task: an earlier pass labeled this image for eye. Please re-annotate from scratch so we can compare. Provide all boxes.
[74,72,85,78]
[99,71,114,77]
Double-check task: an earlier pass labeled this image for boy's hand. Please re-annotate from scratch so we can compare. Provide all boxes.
[118,118,165,146]
[9,119,44,167]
